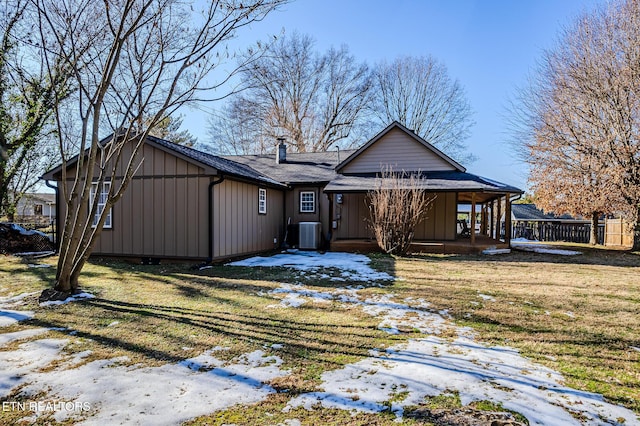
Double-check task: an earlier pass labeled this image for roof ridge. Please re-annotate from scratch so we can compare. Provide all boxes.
[146,135,284,187]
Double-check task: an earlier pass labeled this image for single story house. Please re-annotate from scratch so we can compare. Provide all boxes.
[15,193,57,223]
[42,122,522,261]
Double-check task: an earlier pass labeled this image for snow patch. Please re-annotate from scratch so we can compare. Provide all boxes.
[0,328,49,347]
[287,335,637,424]
[228,251,393,282]
[266,284,334,308]
[0,291,38,306]
[511,242,582,256]
[4,343,287,425]
[27,263,51,268]
[0,309,35,327]
[39,292,95,307]
[478,293,496,302]
[283,285,637,425]
[0,338,68,398]
[13,251,55,258]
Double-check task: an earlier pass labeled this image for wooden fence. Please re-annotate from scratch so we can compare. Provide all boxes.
[512,222,604,244]
[604,218,634,247]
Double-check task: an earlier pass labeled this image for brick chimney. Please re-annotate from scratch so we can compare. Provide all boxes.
[276,137,286,164]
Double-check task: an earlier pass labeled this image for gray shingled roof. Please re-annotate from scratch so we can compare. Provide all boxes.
[44,132,523,197]
[324,171,523,194]
[23,193,56,204]
[511,204,557,221]
[511,204,579,222]
[222,150,356,184]
[148,136,285,188]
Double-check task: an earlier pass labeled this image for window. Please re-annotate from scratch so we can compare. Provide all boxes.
[34,204,43,215]
[90,182,112,228]
[300,191,315,213]
[258,188,267,214]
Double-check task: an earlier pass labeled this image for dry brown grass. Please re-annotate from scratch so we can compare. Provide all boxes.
[390,246,640,412]
[1,245,639,424]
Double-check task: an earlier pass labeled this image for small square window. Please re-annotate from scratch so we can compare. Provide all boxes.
[258,188,267,214]
[34,204,43,215]
[300,191,315,213]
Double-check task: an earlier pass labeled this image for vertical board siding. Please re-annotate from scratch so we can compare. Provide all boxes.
[336,192,456,241]
[90,143,209,259]
[285,187,323,225]
[212,180,283,259]
[335,193,372,239]
[341,128,457,174]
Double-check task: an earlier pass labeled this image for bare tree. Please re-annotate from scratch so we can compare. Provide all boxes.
[513,55,621,245]
[511,0,640,249]
[371,56,474,163]
[6,139,59,219]
[208,32,372,153]
[367,167,435,256]
[0,0,67,219]
[35,0,286,297]
[206,98,272,154]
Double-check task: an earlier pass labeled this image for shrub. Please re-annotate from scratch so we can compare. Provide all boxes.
[367,167,435,255]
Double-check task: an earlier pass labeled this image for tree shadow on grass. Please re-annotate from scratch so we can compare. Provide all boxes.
[409,246,640,267]
[28,295,394,378]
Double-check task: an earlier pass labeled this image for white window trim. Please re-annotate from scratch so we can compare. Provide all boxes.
[90,181,112,229]
[299,191,315,213]
[258,188,267,214]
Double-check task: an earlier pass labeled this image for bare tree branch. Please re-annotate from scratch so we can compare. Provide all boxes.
[371,56,475,164]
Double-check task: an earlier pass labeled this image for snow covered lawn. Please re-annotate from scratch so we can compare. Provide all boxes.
[1,251,638,425]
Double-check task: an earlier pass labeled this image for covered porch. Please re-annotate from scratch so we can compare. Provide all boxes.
[324,173,522,255]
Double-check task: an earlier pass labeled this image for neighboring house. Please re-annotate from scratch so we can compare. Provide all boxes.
[511,203,587,224]
[15,193,56,223]
[42,122,522,261]
[508,203,604,243]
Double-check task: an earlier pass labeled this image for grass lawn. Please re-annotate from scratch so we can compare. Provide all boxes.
[0,245,638,425]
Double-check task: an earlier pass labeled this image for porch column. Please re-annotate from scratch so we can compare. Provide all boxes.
[490,200,495,239]
[505,193,512,245]
[481,204,487,236]
[497,197,502,241]
[470,193,476,244]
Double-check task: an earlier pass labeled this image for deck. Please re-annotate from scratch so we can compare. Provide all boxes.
[330,235,509,255]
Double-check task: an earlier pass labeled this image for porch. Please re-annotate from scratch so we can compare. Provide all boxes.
[330,235,510,255]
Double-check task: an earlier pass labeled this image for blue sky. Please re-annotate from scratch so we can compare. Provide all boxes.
[184,0,603,191]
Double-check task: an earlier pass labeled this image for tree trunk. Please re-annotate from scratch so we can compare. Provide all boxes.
[589,211,599,246]
[0,162,7,217]
[54,263,81,294]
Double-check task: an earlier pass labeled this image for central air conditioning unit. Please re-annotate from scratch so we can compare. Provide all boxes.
[298,222,321,250]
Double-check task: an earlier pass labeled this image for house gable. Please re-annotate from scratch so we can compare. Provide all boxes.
[337,122,465,174]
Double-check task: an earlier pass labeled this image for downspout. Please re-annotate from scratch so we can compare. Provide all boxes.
[509,194,522,242]
[282,189,287,248]
[326,192,333,251]
[45,180,59,252]
[207,175,225,263]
